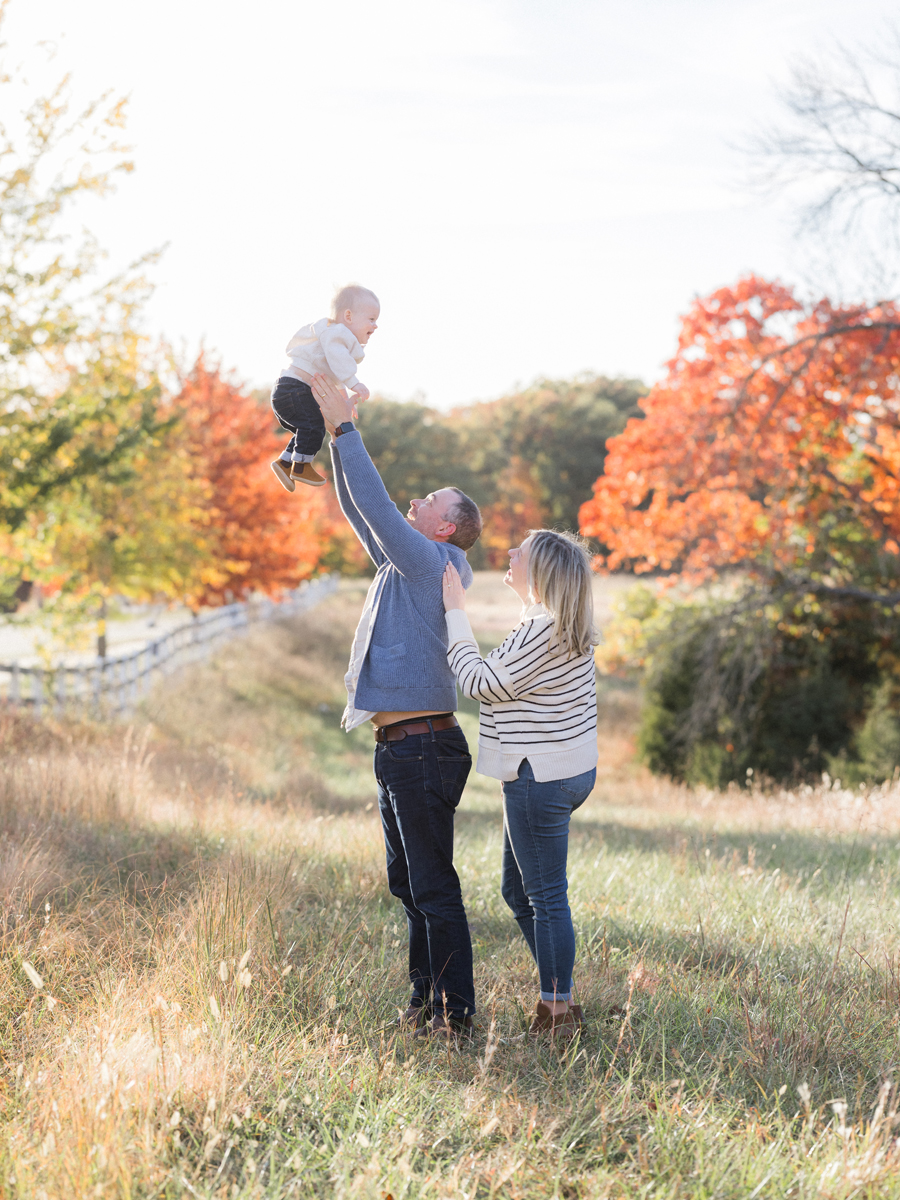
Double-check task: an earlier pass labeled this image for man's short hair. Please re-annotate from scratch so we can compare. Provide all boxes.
[446,488,482,551]
[331,283,379,317]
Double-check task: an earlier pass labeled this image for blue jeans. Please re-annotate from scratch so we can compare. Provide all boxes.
[271,376,326,460]
[501,759,596,1002]
[374,725,475,1023]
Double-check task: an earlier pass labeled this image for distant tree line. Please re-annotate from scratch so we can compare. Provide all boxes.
[353,375,645,569]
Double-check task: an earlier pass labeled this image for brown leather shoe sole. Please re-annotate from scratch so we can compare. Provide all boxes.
[271,459,296,493]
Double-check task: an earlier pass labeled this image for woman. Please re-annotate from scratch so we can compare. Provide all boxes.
[442,529,597,1038]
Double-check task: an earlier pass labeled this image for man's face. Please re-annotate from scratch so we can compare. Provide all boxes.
[406,488,458,542]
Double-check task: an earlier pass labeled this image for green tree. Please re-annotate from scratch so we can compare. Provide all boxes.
[351,375,645,568]
[353,400,483,511]
[457,374,646,534]
[0,14,213,637]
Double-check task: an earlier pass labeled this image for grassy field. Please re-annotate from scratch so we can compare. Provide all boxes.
[4,574,900,1198]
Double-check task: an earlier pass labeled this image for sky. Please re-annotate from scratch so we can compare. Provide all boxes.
[5,0,897,408]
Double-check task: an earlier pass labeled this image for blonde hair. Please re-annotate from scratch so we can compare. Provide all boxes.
[331,283,379,319]
[526,530,597,657]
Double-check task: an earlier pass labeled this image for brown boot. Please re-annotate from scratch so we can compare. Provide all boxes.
[412,1013,474,1041]
[271,459,296,493]
[398,1003,431,1031]
[290,462,326,487]
[529,1001,578,1040]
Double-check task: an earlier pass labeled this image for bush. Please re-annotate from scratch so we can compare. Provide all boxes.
[828,680,900,786]
[602,584,900,786]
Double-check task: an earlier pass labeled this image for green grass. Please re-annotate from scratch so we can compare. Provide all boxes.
[3,577,900,1197]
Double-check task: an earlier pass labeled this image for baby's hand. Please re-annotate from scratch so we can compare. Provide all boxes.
[352,383,370,404]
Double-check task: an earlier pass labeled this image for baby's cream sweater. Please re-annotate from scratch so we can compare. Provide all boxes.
[282,318,365,389]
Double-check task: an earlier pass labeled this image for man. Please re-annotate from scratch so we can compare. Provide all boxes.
[311,372,483,1039]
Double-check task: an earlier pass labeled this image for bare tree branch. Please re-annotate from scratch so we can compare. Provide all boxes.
[748,34,900,243]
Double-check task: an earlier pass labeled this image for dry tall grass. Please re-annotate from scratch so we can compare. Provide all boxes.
[3,578,900,1197]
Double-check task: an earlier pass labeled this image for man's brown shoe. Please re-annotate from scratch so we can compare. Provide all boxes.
[412,1013,474,1041]
[290,462,326,487]
[529,1001,579,1040]
[271,459,296,493]
[398,1003,431,1031]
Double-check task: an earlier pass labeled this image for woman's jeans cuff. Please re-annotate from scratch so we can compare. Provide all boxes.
[540,990,571,1003]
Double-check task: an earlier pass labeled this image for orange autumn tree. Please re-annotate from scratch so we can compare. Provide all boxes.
[175,357,358,607]
[580,275,900,597]
[580,276,900,786]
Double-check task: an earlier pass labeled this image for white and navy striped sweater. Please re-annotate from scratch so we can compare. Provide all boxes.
[445,604,598,783]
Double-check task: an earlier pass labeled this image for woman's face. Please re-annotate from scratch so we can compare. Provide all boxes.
[505,536,534,601]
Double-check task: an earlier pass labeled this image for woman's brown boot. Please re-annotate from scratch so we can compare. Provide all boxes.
[529,1001,578,1039]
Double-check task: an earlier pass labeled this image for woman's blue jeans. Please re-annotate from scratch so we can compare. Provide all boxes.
[501,759,596,1002]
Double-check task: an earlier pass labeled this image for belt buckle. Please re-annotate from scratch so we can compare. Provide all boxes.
[375,723,408,743]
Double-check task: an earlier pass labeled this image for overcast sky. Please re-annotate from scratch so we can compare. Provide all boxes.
[6,0,897,407]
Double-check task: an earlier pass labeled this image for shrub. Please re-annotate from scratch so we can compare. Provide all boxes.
[601,584,900,786]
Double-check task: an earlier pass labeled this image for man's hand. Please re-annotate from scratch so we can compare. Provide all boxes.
[311,373,356,433]
[442,562,467,612]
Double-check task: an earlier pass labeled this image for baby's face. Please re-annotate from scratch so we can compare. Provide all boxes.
[341,302,380,345]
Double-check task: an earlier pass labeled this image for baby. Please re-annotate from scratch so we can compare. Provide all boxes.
[270,284,379,490]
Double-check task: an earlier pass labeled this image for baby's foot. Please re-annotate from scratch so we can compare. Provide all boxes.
[290,462,326,487]
[271,458,295,493]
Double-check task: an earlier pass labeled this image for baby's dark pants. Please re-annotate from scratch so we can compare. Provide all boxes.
[271,377,326,461]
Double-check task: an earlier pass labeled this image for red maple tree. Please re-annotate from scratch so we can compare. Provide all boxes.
[580,275,900,594]
[175,356,357,607]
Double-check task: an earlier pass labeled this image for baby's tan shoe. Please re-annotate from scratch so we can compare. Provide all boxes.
[291,462,326,487]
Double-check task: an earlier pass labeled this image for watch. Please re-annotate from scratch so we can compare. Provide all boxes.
[335,421,355,437]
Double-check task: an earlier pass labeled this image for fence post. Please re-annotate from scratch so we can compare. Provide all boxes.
[11,663,20,708]
[32,668,43,718]
[55,669,65,717]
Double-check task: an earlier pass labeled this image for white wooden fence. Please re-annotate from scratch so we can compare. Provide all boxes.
[0,575,338,720]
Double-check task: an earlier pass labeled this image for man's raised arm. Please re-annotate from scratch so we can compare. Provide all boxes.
[314,376,444,578]
[329,441,386,567]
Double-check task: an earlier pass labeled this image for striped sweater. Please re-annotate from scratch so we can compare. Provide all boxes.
[445,604,598,783]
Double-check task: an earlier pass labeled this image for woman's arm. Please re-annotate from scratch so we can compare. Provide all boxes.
[443,563,520,702]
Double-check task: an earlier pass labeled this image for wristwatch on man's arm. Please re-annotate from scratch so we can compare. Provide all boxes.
[334,421,355,437]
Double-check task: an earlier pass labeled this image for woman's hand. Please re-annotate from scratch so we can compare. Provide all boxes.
[442,562,467,612]
[311,373,355,434]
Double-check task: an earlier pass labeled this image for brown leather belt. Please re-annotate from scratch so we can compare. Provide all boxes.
[374,715,459,743]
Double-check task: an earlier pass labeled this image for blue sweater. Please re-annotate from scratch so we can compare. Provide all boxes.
[331,429,472,713]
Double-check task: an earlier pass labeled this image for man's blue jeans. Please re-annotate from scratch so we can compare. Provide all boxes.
[501,759,596,1002]
[374,725,475,1023]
